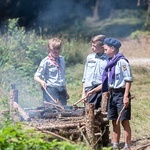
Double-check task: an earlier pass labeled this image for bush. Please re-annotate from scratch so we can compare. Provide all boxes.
[0,121,89,150]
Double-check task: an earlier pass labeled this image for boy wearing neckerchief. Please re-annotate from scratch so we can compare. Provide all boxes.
[102,38,133,150]
[34,38,69,106]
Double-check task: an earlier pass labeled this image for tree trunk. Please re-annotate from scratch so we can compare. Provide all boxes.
[93,0,99,20]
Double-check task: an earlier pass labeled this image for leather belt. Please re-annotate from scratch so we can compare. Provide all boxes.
[109,88,125,93]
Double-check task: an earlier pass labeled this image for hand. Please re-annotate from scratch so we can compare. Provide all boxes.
[40,80,47,89]
[86,90,94,97]
[123,96,130,108]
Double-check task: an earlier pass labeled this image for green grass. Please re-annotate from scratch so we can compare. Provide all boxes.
[130,66,150,138]
[66,63,85,107]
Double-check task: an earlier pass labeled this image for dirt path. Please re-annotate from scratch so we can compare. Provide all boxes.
[129,58,150,69]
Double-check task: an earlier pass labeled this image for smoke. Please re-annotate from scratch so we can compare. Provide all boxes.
[0,68,43,108]
[36,0,90,27]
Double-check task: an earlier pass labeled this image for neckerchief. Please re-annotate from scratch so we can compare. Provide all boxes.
[48,54,61,71]
[102,53,128,92]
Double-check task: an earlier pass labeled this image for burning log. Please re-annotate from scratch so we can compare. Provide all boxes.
[44,101,64,110]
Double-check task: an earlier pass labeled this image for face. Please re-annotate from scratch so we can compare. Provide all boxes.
[103,45,115,58]
[50,49,61,58]
[91,42,104,54]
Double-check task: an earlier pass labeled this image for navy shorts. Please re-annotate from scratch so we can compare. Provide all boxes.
[107,91,131,121]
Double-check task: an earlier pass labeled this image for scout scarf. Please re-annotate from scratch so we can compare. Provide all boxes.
[102,53,128,92]
[48,54,61,71]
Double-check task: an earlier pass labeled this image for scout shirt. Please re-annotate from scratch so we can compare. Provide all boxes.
[108,59,133,89]
[34,54,66,87]
[82,53,107,90]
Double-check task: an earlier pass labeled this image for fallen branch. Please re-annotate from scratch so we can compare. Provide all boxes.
[136,143,150,150]
[77,125,91,148]
[37,128,75,144]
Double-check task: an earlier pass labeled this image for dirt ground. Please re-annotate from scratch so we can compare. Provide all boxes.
[129,137,150,150]
[119,137,150,150]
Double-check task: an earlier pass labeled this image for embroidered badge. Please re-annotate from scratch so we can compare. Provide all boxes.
[38,66,42,72]
[122,65,127,71]
[88,59,96,63]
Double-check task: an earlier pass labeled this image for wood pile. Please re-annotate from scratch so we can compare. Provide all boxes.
[9,84,110,149]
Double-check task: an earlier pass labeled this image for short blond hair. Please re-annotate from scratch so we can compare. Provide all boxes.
[48,38,62,51]
[92,34,106,46]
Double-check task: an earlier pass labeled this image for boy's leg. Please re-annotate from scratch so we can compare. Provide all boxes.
[112,120,121,144]
[122,120,131,147]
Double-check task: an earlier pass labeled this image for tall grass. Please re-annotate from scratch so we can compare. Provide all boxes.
[130,66,150,138]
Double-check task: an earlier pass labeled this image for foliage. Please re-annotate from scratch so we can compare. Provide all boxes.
[62,38,89,67]
[0,18,47,76]
[130,30,150,39]
[0,121,89,150]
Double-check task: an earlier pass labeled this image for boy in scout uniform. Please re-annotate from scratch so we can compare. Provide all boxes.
[34,38,69,105]
[82,34,108,109]
[102,38,133,150]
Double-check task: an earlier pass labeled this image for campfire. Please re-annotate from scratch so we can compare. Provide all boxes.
[9,84,110,149]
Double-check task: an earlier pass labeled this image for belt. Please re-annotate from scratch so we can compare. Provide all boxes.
[109,88,125,93]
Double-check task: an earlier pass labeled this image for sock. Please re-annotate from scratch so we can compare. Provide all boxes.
[113,142,119,148]
[124,143,130,148]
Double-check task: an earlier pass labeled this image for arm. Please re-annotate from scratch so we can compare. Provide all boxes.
[34,76,47,89]
[82,83,86,98]
[123,81,132,107]
[34,59,47,89]
[86,84,102,97]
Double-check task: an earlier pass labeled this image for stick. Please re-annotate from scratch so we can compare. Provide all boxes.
[44,87,57,103]
[44,101,64,110]
[137,143,150,150]
[73,96,87,106]
[77,125,91,148]
[37,128,75,144]
[116,105,126,125]
[116,95,135,125]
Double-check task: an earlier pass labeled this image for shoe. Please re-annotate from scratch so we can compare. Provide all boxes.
[112,145,120,150]
[122,147,131,150]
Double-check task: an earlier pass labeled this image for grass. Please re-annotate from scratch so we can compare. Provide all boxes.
[130,66,150,138]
